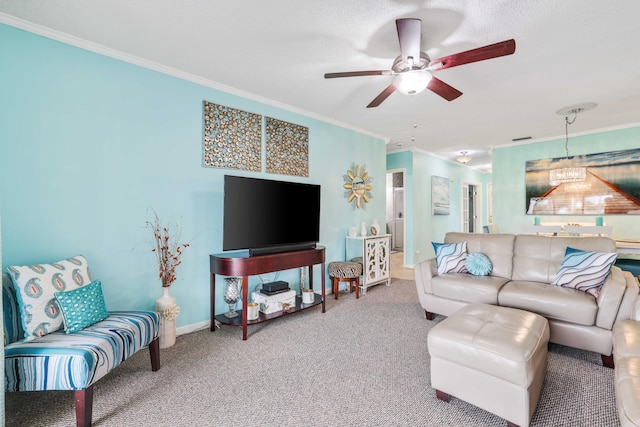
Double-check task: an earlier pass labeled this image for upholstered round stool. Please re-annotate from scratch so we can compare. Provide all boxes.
[328,261,362,300]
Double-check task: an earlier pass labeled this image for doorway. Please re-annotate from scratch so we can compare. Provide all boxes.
[386,170,405,252]
[461,182,482,233]
[387,169,412,279]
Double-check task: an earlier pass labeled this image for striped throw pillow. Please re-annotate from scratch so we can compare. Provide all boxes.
[551,247,617,297]
[432,242,468,275]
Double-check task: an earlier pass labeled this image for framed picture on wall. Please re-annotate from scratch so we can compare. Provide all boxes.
[525,148,640,215]
[432,175,450,215]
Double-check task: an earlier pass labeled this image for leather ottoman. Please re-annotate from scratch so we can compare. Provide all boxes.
[428,304,549,427]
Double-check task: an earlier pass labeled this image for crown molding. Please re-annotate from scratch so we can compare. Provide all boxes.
[0,13,387,143]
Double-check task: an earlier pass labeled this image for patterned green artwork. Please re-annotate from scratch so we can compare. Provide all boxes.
[203,101,262,171]
[265,117,309,177]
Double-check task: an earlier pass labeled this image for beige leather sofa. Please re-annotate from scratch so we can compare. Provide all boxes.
[613,299,640,426]
[415,232,639,367]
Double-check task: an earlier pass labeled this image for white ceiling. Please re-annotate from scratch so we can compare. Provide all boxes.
[2,0,640,172]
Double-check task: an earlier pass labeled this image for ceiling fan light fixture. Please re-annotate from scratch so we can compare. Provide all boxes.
[456,151,472,164]
[392,70,432,95]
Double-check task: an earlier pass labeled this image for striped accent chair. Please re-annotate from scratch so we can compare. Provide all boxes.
[3,273,160,427]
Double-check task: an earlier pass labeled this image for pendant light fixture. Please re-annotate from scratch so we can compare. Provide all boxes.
[456,151,472,164]
[549,102,597,185]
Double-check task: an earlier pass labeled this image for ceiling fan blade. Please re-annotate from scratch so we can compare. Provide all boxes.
[396,18,422,65]
[427,77,463,101]
[367,84,396,108]
[324,70,390,79]
[429,39,516,71]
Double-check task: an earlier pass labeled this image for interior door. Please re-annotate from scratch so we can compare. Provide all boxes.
[462,183,481,233]
[462,184,469,232]
[468,184,476,233]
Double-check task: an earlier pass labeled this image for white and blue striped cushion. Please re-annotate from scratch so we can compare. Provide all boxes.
[551,246,618,297]
[4,310,158,391]
[432,241,468,275]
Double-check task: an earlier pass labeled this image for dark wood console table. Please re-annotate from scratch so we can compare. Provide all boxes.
[209,246,325,340]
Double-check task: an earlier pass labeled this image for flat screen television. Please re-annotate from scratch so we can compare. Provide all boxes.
[223,175,321,256]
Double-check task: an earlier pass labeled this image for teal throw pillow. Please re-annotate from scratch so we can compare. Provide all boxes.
[465,252,493,276]
[551,246,618,297]
[54,280,110,333]
[432,241,468,275]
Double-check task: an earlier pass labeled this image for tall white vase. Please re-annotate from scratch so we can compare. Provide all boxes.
[155,286,179,349]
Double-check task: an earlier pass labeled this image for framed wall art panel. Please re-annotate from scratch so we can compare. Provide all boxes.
[202,101,262,171]
[265,117,309,177]
[525,148,640,215]
[432,175,450,215]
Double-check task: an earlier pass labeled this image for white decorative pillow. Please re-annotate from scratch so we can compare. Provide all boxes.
[432,242,468,275]
[551,247,617,297]
[7,255,92,340]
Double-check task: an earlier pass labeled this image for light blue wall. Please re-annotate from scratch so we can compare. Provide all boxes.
[493,125,640,239]
[0,24,387,328]
[387,150,488,265]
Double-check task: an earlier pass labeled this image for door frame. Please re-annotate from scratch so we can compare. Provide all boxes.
[461,180,483,233]
[386,168,407,265]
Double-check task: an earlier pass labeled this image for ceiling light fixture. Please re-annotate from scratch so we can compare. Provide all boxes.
[392,70,432,95]
[456,151,472,164]
[549,102,597,185]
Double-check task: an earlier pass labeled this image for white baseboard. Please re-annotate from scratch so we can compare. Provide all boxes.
[176,320,215,336]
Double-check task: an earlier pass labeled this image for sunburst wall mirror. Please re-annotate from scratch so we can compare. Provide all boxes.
[343,163,373,209]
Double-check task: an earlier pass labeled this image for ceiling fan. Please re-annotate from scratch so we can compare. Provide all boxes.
[324,18,516,108]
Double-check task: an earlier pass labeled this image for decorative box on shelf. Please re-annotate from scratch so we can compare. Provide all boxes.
[251,290,297,314]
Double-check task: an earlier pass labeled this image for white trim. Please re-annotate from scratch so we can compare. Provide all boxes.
[494,122,640,149]
[387,121,640,161]
[176,320,211,336]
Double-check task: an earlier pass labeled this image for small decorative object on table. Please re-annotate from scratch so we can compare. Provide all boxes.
[299,267,307,295]
[223,277,241,318]
[148,209,190,348]
[302,289,315,304]
[246,302,259,321]
[370,218,380,236]
[300,266,315,304]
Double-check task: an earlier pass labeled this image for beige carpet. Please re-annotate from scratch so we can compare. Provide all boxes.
[5,279,620,427]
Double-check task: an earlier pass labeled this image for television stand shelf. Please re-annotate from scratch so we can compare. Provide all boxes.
[209,246,325,340]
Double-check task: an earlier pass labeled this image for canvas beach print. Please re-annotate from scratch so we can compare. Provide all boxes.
[432,175,450,215]
[525,148,640,215]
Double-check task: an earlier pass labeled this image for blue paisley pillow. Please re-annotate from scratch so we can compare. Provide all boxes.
[551,246,617,297]
[465,252,493,276]
[55,280,109,333]
[7,256,92,340]
[432,242,468,275]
